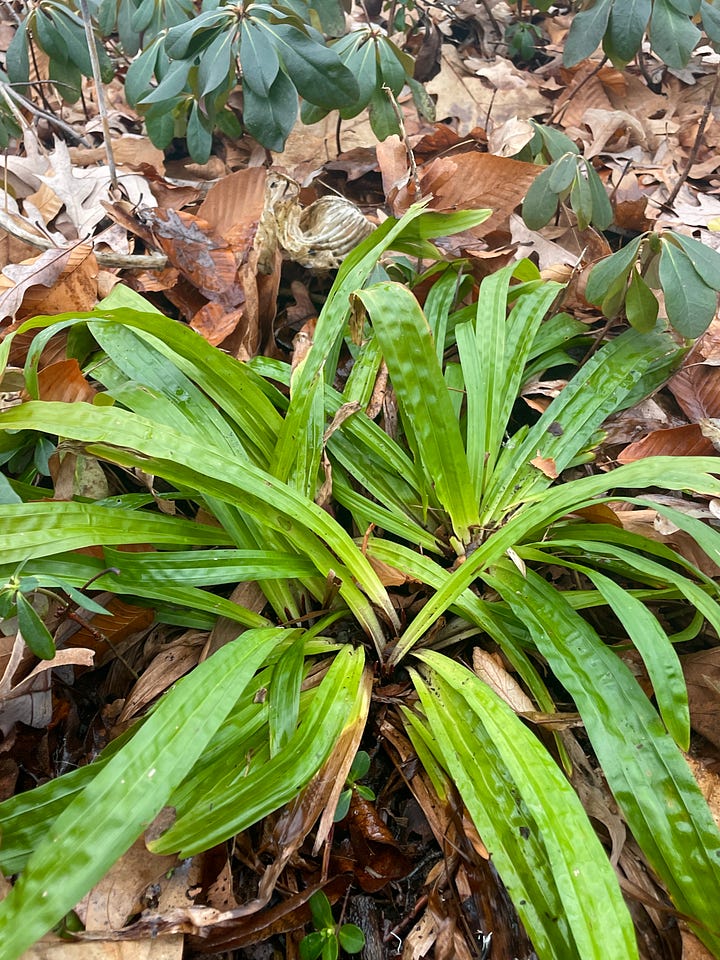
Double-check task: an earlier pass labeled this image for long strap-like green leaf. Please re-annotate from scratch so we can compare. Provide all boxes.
[489,563,720,953]
[0,627,285,960]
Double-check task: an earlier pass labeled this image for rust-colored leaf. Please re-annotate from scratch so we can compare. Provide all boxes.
[139,209,239,299]
[35,359,96,403]
[57,596,155,666]
[617,424,716,463]
[530,452,559,478]
[669,364,720,420]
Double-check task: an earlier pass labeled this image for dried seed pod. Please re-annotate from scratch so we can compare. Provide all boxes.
[259,173,373,272]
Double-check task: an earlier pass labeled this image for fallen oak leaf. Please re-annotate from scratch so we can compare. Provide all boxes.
[0,245,93,322]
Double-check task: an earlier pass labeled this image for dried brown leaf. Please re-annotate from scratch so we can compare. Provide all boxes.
[617,424,716,462]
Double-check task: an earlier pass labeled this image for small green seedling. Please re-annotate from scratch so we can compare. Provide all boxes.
[0,563,112,659]
[299,891,365,960]
[585,230,720,338]
[333,750,375,822]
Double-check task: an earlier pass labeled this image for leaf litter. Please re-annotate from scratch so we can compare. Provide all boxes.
[2,2,720,958]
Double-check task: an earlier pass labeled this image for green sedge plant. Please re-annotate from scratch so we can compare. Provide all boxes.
[0,206,720,959]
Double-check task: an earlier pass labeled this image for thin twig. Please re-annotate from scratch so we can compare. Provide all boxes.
[77,0,118,189]
[0,79,92,145]
[0,206,168,268]
[551,55,608,123]
[665,62,720,207]
[383,84,422,200]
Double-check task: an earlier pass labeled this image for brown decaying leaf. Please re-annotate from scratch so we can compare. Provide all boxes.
[530,452,559,479]
[77,837,178,932]
[670,364,720,421]
[472,648,534,713]
[118,631,207,723]
[54,596,155,667]
[17,935,184,960]
[35,359,96,403]
[386,151,542,239]
[617,424,716,463]
[137,209,238,299]
[0,246,96,322]
[340,793,413,891]
[681,649,720,750]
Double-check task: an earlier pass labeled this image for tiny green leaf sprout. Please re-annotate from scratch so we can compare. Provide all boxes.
[0,563,112,660]
[333,749,376,822]
[299,891,365,960]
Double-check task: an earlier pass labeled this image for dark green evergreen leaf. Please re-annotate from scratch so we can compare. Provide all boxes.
[521,166,559,230]
[240,20,281,96]
[547,154,578,193]
[564,0,613,65]
[604,0,651,63]
[666,232,720,291]
[164,10,229,58]
[310,0,346,36]
[197,29,236,96]
[15,593,55,660]
[367,85,400,140]
[131,0,156,33]
[35,10,69,65]
[185,103,213,163]
[535,122,580,159]
[374,37,407,97]
[585,236,644,305]
[140,58,192,103]
[48,57,83,104]
[125,44,160,106]
[258,22,358,108]
[625,268,659,331]
[242,69,298,151]
[667,0,701,13]
[585,160,613,229]
[570,169,593,230]
[339,39,377,117]
[51,10,94,77]
[701,0,720,41]
[96,0,118,37]
[118,0,141,55]
[6,19,30,86]
[300,101,329,124]
[145,107,176,148]
[659,242,718,337]
[650,0,702,67]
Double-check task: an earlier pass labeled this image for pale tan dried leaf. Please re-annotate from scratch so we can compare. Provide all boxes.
[472,648,534,713]
[488,116,535,156]
[78,838,178,932]
[0,246,90,321]
[19,936,183,959]
[118,632,206,723]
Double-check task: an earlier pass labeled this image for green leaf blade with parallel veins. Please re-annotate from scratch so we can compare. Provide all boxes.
[411,653,637,960]
[0,628,286,960]
[488,563,720,954]
[356,281,479,545]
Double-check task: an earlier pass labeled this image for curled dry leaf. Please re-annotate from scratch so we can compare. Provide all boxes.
[0,245,96,323]
[118,631,207,723]
[472,648,534,713]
